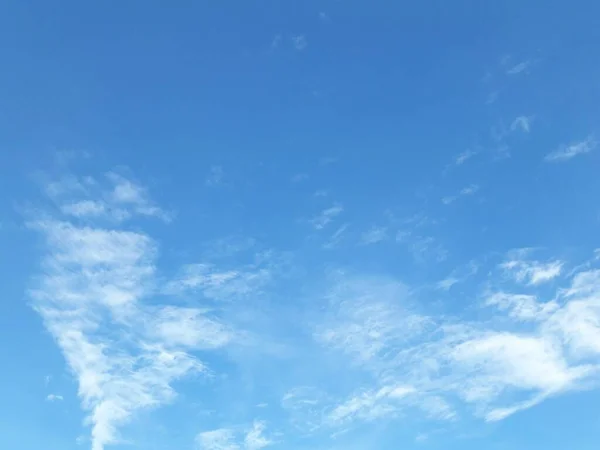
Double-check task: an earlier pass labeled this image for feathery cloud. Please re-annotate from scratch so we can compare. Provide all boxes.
[510,115,534,133]
[292,35,307,51]
[506,60,532,75]
[360,226,388,245]
[311,204,343,230]
[442,184,479,205]
[46,394,64,402]
[197,422,273,450]
[29,172,233,450]
[307,262,600,431]
[206,165,225,187]
[544,136,596,162]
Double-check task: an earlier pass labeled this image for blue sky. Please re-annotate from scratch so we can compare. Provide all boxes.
[2,1,600,449]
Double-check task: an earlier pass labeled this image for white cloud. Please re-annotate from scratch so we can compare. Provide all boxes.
[292,35,307,51]
[312,264,600,430]
[460,184,479,196]
[47,173,170,222]
[46,394,64,402]
[485,292,558,321]
[396,231,447,263]
[454,150,477,166]
[510,115,533,133]
[323,223,349,249]
[29,173,233,450]
[164,263,271,300]
[360,226,387,245]
[506,60,532,75]
[544,136,596,162]
[61,200,108,218]
[244,421,273,450]
[326,385,415,426]
[311,204,343,230]
[442,185,479,205]
[196,422,273,450]
[437,261,478,291]
[291,173,309,183]
[270,34,282,49]
[197,429,240,450]
[206,165,225,187]
[500,258,563,285]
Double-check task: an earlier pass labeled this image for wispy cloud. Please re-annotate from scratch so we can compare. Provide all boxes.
[196,421,273,450]
[196,429,239,450]
[292,35,307,51]
[506,60,532,75]
[47,172,171,222]
[164,263,271,301]
[244,421,273,450]
[311,204,343,230]
[206,165,225,187]
[442,184,479,205]
[46,394,64,402]
[510,115,534,133]
[500,258,563,285]
[291,173,309,183]
[396,231,447,263]
[544,136,596,162]
[323,223,349,249]
[454,150,477,166]
[437,261,479,291]
[29,172,234,450]
[318,12,330,22]
[307,261,600,431]
[360,226,388,245]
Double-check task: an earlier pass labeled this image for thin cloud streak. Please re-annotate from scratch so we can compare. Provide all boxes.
[544,136,596,162]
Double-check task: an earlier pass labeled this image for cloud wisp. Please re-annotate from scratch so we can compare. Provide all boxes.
[196,421,274,450]
[544,136,596,162]
[303,255,600,432]
[442,184,479,205]
[310,204,343,230]
[29,173,234,450]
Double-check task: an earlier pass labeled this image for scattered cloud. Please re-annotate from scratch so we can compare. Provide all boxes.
[292,35,307,51]
[25,168,600,448]
[485,90,499,105]
[271,34,282,50]
[311,204,343,230]
[510,115,534,133]
[544,136,596,162]
[360,226,388,245]
[46,394,64,402]
[326,385,416,426]
[442,184,479,205]
[244,421,273,450]
[28,172,236,450]
[309,262,600,431]
[206,165,225,187]
[396,231,448,263]
[196,429,239,450]
[46,172,171,222]
[323,223,349,249]
[291,173,309,183]
[506,60,532,75]
[500,258,563,285]
[196,422,273,450]
[164,263,271,300]
[454,150,477,166]
[437,261,479,291]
